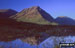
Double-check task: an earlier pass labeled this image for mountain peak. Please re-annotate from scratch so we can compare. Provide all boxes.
[30,6,40,9]
[10,6,57,25]
[22,6,41,12]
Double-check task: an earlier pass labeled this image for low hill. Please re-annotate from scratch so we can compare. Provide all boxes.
[55,16,75,25]
[0,9,17,18]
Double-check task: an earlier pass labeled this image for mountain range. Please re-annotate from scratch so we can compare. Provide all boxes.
[0,6,75,25]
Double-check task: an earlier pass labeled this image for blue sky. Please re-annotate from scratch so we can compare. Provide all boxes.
[0,0,75,19]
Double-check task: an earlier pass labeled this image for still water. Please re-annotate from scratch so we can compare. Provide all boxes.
[0,36,75,48]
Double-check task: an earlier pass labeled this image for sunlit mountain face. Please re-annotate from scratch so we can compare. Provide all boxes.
[0,6,75,48]
[10,6,57,25]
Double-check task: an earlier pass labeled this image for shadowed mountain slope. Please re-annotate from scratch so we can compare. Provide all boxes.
[55,16,75,25]
[0,9,17,18]
[10,6,57,25]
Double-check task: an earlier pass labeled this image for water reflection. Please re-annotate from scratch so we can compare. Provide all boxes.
[0,36,75,48]
[0,39,37,48]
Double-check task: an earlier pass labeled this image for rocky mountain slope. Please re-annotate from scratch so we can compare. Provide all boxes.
[55,16,75,25]
[10,6,57,25]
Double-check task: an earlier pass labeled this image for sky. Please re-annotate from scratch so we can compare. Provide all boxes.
[0,0,75,19]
